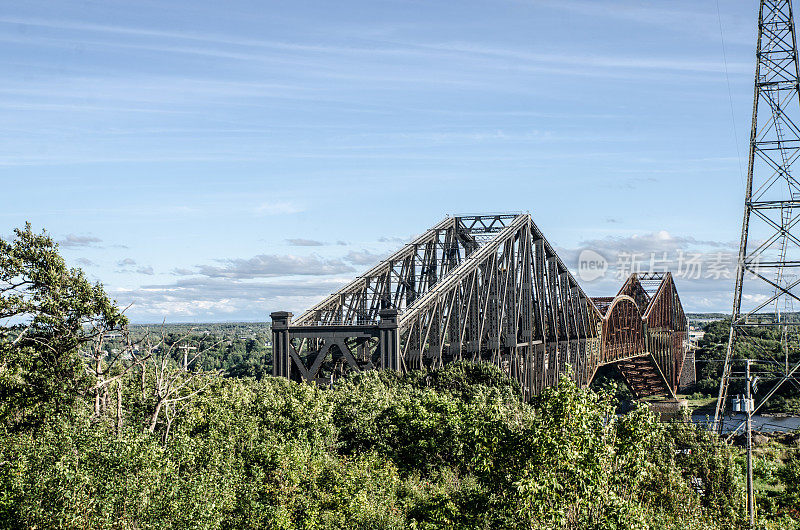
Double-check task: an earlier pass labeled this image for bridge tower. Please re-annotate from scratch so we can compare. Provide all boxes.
[714,0,800,431]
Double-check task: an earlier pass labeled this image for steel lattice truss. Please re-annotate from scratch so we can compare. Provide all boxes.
[601,272,689,399]
[272,214,690,398]
[715,0,800,431]
[292,214,513,327]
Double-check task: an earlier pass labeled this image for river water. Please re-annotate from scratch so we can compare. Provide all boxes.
[691,413,800,433]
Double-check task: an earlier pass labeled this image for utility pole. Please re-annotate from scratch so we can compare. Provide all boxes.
[178,344,196,371]
[745,360,754,529]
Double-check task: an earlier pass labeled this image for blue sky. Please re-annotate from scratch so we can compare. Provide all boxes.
[0,0,762,321]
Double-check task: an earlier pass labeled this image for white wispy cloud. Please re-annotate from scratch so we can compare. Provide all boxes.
[409,41,750,75]
[285,238,325,246]
[0,14,748,91]
[255,202,304,216]
[182,254,355,279]
[111,277,349,320]
[344,249,388,265]
[75,257,97,267]
[555,230,742,310]
[58,234,102,248]
[529,0,752,45]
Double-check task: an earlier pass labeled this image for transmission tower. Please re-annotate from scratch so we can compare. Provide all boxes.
[714,0,800,433]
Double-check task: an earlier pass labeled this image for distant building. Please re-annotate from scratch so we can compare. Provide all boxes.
[689,330,705,346]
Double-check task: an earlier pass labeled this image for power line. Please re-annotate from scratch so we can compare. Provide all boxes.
[715,0,746,192]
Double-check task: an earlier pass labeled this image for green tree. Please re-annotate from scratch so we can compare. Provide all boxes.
[778,453,800,520]
[0,223,126,431]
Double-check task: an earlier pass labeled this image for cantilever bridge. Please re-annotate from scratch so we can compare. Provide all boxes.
[271,213,692,398]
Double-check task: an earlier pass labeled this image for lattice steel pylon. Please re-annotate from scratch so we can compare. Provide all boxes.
[713,0,800,433]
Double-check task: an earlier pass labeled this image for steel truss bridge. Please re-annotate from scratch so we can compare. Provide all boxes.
[271,213,692,398]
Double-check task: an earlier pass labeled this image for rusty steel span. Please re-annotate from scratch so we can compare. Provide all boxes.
[271,213,693,398]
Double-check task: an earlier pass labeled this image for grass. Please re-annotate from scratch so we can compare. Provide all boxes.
[676,395,717,414]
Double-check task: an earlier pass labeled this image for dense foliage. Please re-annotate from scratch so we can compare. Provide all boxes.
[1,364,754,529]
[692,319,800,414]
[126,323,272,380]
[2,225,798,528]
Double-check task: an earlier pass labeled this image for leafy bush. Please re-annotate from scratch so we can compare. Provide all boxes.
[0,224,778,528]
[0,365,752,529]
